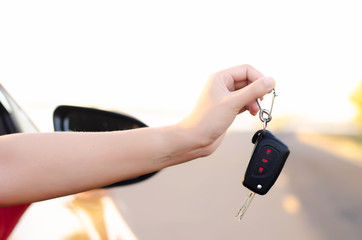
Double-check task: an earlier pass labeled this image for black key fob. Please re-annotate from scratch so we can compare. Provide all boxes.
[242,130,290,195]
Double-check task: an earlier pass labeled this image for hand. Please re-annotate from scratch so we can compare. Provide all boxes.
[178,64,275,158]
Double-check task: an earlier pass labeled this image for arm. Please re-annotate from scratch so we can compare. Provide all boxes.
[0,64,275,206]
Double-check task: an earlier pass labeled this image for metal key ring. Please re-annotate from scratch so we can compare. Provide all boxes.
[256,89,277,134]
[259,108,272,124]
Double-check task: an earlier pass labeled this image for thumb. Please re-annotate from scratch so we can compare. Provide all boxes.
[231,77,275,111]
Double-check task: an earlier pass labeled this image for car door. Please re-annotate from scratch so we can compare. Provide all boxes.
[0,84,39,240]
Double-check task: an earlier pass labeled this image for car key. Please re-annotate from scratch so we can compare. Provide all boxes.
[235,90,290,220]
[235,130,290,220]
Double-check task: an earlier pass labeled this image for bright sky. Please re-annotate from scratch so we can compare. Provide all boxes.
[0,0,361,133]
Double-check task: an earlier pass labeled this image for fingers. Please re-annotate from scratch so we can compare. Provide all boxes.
[239,101,259,115]
[248,101,260,115]
[231,76,275,111]
[219,64,264,86]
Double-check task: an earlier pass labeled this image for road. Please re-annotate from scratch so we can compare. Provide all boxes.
[110,131,362,240]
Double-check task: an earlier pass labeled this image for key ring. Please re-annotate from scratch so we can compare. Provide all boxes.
[256,89,277,133]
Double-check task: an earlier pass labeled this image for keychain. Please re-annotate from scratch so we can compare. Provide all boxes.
[235,89,290,220]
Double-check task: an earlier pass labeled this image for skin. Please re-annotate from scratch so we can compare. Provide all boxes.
[0,64,275,206]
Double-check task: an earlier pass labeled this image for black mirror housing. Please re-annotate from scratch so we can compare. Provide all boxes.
[54,105,147,132]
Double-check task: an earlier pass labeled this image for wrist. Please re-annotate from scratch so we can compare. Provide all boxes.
[174,120,208,147]
[157,122,208,167]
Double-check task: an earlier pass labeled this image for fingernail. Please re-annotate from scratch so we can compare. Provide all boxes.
[264,77,274,91]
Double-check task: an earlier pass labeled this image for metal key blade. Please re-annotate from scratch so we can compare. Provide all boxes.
[235,191,255,221]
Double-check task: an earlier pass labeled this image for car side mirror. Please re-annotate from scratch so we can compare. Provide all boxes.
[53,105,158,188]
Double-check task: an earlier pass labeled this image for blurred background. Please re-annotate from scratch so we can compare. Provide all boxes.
[0,0,361,239]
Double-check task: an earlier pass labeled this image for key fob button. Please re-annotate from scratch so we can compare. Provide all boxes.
[253,165,270,177]
[260,146,279,163]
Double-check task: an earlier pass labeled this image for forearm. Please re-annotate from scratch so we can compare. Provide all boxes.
[0,124,203,206]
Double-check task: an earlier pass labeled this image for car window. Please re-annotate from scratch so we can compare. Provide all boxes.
[0,85,38,134]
